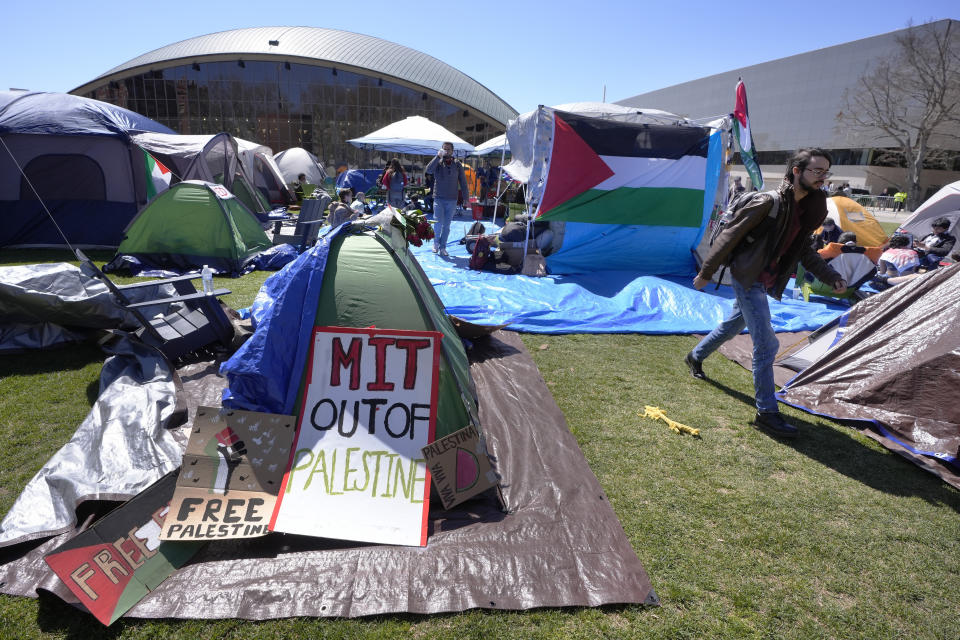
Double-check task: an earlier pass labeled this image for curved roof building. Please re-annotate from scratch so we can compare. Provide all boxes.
[73,27,516,168]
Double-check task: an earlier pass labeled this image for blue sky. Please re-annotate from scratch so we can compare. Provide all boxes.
[1,1,956,117]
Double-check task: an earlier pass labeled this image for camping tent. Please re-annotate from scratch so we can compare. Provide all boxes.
[130,132,273,219]
[274,147,327,185]
[825,196,888,247]
[104,181,271,275]
[505,106,724,274]
[0,91,176,248]
[348,116,474,157]
[235,139,294,207]
[779,264,960,488]
[896,180,960,239]
[222,221,478,440]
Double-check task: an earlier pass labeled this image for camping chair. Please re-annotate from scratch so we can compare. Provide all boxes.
[796,252,877,303]
[74,249,235,362]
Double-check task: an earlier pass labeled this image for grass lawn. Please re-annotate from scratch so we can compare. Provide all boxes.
[1,249,958,639]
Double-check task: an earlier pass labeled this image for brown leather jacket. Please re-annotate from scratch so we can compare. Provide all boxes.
[699,181,841,300]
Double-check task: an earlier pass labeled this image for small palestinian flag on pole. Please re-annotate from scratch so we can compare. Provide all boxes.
[732,79,763,190]
[143,149,171,200]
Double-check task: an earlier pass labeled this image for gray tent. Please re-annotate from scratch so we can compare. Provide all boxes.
[780,264,960,488]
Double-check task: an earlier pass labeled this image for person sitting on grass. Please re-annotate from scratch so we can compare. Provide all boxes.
[818,231,884,263]
[328,188,358,228]
[873,234,921,290]
[914,217,956,270]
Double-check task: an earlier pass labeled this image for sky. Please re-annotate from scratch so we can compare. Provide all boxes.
[1,1,956,117]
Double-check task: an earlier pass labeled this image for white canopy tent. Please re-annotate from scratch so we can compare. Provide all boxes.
[347,116,474,156]
[472,134,508,157]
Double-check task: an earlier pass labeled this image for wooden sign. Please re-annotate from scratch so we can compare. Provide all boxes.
[44,472,203,626]
[160,407,296,541]
[421,425,499,509]
[270,326,441,547]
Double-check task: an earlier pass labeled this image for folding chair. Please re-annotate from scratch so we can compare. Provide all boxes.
[75,249,235,362]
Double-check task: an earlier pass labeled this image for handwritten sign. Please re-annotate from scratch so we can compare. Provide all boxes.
[270,326,441,546]
[421,425,499,509]
[44,472,202,626]
[160,407,295,541]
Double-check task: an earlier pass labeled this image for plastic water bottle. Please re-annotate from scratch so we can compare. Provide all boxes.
[201,264,214,295]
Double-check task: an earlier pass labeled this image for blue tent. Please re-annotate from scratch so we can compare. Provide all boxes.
[0,91,175,248]
[335,169,383,196]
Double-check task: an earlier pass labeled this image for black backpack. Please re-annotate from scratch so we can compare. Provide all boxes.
[708,190,782,250]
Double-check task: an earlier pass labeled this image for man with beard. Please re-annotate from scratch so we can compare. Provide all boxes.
[685,149,847,437]
[425,141,468,256]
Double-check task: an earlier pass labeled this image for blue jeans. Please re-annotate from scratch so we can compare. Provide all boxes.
[433,199,456,249]
[691,279,780,413]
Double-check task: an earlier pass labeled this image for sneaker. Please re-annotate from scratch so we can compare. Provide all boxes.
[684,352,705,379]
[439,248,449,257]
[432,245,439,253]
[753,412,798,438]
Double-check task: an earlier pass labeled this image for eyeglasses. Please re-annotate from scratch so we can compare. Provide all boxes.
[804,168,832,178]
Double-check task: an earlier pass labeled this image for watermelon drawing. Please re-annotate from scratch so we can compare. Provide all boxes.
[455,448,479,492]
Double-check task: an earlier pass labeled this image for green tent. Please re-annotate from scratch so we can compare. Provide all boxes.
[106,181,271,274]
[221,220,479,441]
[299,226,478,438]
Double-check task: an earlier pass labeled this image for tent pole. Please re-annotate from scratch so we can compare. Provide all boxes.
[492,143,507,226]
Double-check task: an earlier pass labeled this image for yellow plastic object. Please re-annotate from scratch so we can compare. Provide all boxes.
[640,406,700,436]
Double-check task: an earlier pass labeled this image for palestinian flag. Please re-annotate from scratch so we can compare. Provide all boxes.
[143,149,171,200]
[534,110,710,227]
[732,80,763,190]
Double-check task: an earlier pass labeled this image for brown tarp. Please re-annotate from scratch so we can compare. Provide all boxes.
[0,330,657,619]
[780,265,960,489]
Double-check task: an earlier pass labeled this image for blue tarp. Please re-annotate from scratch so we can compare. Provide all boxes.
[221,224,354,414]
[335,169,382,195]
[412,219,846,334]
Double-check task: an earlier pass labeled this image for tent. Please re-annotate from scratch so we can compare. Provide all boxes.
[505,106,724,274]
[0,91,176,248]
[779,264,960,488]
[104,181,272,275]
[235,139,294,207]
[472,134,508,157]
[896,180,960,239]
[222,220,477,439]
[131,132,273,220]
[348,116,474,157]
[335,169,383,195]
[274,147,327,186]
[825,195,888,247]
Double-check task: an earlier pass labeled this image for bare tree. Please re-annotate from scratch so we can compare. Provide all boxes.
[838,20,960,210]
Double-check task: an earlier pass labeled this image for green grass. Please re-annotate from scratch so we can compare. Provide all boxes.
[1,252,959,639]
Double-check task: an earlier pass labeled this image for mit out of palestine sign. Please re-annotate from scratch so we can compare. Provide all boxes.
[270,326,441,547]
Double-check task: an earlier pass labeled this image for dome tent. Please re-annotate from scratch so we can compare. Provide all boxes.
[221,221,478,441]
[0,91,175,248]
[105,181,271,275]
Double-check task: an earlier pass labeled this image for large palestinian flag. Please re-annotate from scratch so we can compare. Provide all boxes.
[534,110,711,227]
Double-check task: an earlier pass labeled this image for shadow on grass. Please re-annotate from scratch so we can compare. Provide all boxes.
[0,249,115,268]
[703,377,960,511]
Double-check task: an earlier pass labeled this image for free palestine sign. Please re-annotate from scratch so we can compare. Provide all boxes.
[270,326,441,546]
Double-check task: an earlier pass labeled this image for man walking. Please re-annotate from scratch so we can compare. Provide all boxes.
[686,149,847,437]
[425,142,468,256]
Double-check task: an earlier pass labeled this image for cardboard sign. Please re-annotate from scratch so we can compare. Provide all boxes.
[270,326,441,547]
[44,472,203,626]
[421,425,499,509]
[160,407,296,541]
